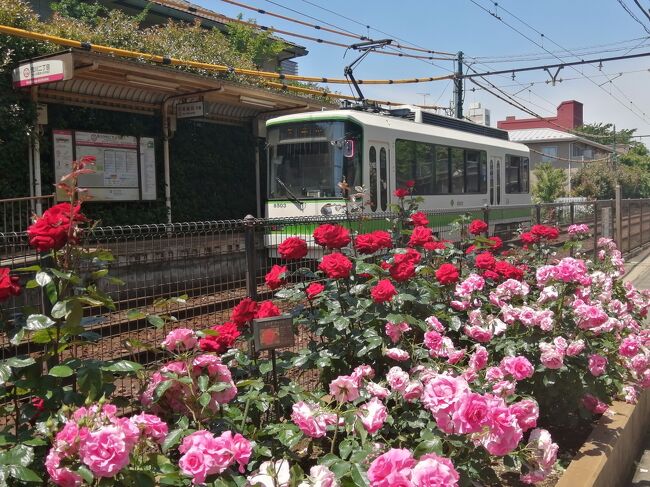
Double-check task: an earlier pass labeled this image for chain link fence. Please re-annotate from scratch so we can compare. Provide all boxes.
[1,199,649,398]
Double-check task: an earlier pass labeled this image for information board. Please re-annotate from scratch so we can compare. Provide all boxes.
[53,130,157,202]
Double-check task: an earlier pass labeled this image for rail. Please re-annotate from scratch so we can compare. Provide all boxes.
[0,194,55,233]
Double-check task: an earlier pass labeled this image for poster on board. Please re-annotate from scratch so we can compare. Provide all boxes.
[53,130,157,202]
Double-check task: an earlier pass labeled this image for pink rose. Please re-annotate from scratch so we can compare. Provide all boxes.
[351,365,375,384]
[588,354,608,376]
[131,413,168,443]
[386,367,410,393]
[540,349,564,369]
[161,328,197,351]
[619,337,640,358]
[481,405,523,456]
[402,381,423,402]
[385,322,411,344]
[565,339,585,356]
[329,375,360,402]
[411,453,460,486]
[421,374,469,415]
[46,451,83,487]
[582,394,608,414]
[291,401,328,438]
[468,346,488,371]
[307,465,338,487]
[501,356,534,381]
[366,382,390,399]
[367,448,416,486]
[485,366,504,382]
[452,393,490,434]
[79,426,131,477]
[385,348,410,362]
[179,447,211,484]
[219,431,252,473]
[509,399,539,432]
[358,397,388,434]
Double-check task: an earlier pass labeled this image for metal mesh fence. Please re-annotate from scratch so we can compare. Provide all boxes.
[0,200,647,400]
[0,195,54,233]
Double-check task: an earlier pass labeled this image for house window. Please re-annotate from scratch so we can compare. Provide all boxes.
[541,146,558,163]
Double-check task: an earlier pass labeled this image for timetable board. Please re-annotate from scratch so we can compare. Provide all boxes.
[53,130,157,202]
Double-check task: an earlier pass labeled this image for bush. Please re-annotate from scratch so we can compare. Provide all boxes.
[2,180,649,486]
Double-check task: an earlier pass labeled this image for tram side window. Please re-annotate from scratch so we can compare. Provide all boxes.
[464,150,487,193]
[396,139,416,189]
[505,155,530,193]
[435,146,450,194]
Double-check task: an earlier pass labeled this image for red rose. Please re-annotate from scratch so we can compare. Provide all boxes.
[435,263,460,285]
[278,237,308,260]
[27,203,86,252]
[199,321,241,353]
[408,226,433,247]
[494,261,524,281]
[482,270,500,280]
[231,297,258,325]
[487,236,503,251]
[390,260,415,282]
[255,300,281,319]
[371,279,397,303]
[31,397,44,412]
[265,265,287,290]
[0,268,21,301]
[371,231,392,250]
[410,212,429,227]
[406,180,415,188]
[397,248,422,264]
[355,233,379,254]
[531,224,559,240]
[394,188,409,198]
[465,245,477,254]
[424,240,447,251]
[520,232,539,245]
[318,252,353,279]
[380,261,392,270]
[468,219,488,236]
[313,224,351,249]
[475,251,496,270]
[305,282,325,299]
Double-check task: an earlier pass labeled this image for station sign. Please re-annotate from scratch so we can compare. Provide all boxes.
[253,314,295,351]
[12,53,73,88]
[176,101,205,119]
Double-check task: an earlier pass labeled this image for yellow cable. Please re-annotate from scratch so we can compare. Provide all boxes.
[0,24,455,85]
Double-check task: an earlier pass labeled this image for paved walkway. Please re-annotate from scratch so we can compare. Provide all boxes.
[625,246,650,486]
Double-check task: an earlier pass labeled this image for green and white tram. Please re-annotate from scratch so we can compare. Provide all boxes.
[265,108,531,254]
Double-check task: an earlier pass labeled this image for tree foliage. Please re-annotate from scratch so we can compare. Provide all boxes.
[50,0,107,24]
[571,160,650,200]
[227,16,287,69]
[576,122,636,147]
[531,163,567,203]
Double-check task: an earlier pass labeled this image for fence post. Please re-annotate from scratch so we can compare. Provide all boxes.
[482,204,489,233]
[244,215,258,300]
[615,185,622,251]
[570,202,575,225]
[593,201,599,260]
[627,200,632,254]
[535,204,541,225]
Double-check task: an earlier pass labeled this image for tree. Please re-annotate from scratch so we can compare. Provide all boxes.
[50,0,106,24]
[532,163,567,203]
[575,122,637,147]
[571,161,650,199]
[227,16,287,69]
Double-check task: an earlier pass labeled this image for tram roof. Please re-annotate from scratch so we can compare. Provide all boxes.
[267,110,531,153]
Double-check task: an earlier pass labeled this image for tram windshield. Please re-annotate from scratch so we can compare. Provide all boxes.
[267,120,362,199]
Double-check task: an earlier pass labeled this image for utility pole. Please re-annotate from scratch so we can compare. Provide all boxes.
[613,124,622,249]
[454,51,464,119]
[416,92,430,106]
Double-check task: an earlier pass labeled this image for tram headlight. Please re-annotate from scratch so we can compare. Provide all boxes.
[320,204,333,216]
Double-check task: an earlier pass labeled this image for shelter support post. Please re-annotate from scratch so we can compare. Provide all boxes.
[162,100,173,224]
[31,86,42,215]
[255,140,261,218]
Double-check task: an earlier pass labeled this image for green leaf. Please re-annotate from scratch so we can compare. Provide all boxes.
[198,392,211,408]
[25,280,39,289]
[349,464,369,486]
[154,380,173,402]
[197,375,209,392]
[334,317,350,331]
[413,438,443,458]
[76,466,94,484]
[101,361,143,373]
[127,309,146,320]
[147,315,165,328]
[51,301,69,319]
[48,365,74,378]
[339,438,357,460]
[5,357,35,369]
[0,445,34,466]
[259,361,273,375]
[91,269,109,279]
[6,465,41,482]
[0,365,10,385]
[77,365,103,401]
[34,272,52,287]
[44,282,58,305]
[14,265,41,272]
[25,314,55,331]
[162,428,184,453]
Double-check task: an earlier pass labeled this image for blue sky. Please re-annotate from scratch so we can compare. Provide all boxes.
[195,0,650,136]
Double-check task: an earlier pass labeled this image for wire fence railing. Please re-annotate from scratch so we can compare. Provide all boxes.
[0,194,54,233]
[1,199,649,397]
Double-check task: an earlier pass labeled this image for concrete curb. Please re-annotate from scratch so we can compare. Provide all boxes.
[555,389,650,487]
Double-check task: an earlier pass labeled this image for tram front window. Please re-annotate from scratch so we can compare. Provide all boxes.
[267,121,362,199]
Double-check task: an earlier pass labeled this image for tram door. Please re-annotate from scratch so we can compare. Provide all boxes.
[489,157,502,206]
[368,142,389,212]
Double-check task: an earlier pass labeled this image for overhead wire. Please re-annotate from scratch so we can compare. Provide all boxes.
[469,0,650,126]
[217,0,456,56]
[633,0,650,23]
[616,0,650,35]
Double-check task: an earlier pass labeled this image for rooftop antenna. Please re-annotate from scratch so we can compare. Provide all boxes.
[344,39,393,106]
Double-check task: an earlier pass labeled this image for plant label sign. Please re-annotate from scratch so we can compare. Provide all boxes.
[253,315,295,351]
